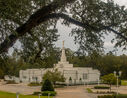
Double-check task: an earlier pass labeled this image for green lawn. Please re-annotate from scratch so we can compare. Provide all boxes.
[121,80,127,86]
[118,94,127,97]
[98,94,127,98]
[0,91,52,98]
[86,88,93,93]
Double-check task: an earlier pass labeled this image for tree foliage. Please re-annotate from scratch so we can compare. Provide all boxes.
[101,73,117,91]
[42,69,65,85]
[1,47,127,80]
[101,73,116,85]
[41,79,54,91]
[0,0,127,55]
[66,49,127,79]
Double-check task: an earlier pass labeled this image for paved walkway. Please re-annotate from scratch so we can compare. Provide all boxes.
[1,81,127,98]
[0,81,41,95]
[0,81,96,98]
[55,86,96,98]
[0,84,41,95]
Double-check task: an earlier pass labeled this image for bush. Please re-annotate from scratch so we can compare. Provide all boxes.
[41,91,57,96]
[28,82,41,86]
[6,80,17,84]
[94,86,110,89]
[54,85,64,88]
[98,95,115,98]
[41,79,54,91]
[96,91,115,94]
[86,88,93,93]
[33,92,41,95]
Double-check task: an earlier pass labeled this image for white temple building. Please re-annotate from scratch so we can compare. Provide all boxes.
[18,41,100,84]
[5,41,100,84]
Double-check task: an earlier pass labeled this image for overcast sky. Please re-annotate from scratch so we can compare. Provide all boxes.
[55,0,127,55]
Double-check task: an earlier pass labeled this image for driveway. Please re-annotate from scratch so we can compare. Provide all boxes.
[55,86,97,98]
[0,82,41,95]
[0,82,96,98]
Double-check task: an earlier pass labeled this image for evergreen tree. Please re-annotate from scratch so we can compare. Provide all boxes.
[41,79,54,91]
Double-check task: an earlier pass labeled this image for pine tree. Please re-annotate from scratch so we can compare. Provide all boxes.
[41,79,54,91]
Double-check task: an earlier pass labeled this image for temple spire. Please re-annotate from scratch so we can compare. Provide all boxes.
[60,41,67,62]
[62,40,64,48]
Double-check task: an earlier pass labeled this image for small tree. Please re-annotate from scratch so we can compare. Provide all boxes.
[41,79,54,91]
[101,73,116,91]
[43,69,65,85]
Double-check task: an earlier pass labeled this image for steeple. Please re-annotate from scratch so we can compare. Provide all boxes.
[60,41,67,62]
[54,40,73,68]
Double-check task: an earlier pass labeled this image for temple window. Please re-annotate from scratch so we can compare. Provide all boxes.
[83,73,87,79]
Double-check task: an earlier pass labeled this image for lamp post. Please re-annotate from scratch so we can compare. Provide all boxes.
[38,94,41,98]
[97,72,100,86]
[114,71,122,95]
[48,93,50,98]
[16,92,19,98]
[98,77,100,86]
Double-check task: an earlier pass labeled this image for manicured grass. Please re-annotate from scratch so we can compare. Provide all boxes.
[0,91,52,98]
[86,88,93,93]
[121,80,127,86]
[118,94,127,97]
[98,94,127,98]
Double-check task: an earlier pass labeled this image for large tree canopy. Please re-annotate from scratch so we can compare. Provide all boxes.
[0,0,127,56]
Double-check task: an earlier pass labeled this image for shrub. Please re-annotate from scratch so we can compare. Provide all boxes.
[86,88,93,93]
[6,80,17,84]
[42,69,65,85]
[33,92,41,95]
[96,91,115,94]
[54,85,64,88]
[94,86,110,89]
[41,91,57,96]
[28,82,41,86]
[98,95,115,98]
[41,79,54,91]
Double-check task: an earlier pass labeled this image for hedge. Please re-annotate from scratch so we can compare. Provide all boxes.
[6,80,17,84]
[96,91,115,94]
[41,91,57,96]
[94,86,110,89]
[28,82,41,86]
[33,92,41,95]
[98,95,115,98]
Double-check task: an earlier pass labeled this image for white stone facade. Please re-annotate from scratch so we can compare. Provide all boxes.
[4,75,20,83]
[18,41,100,84]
